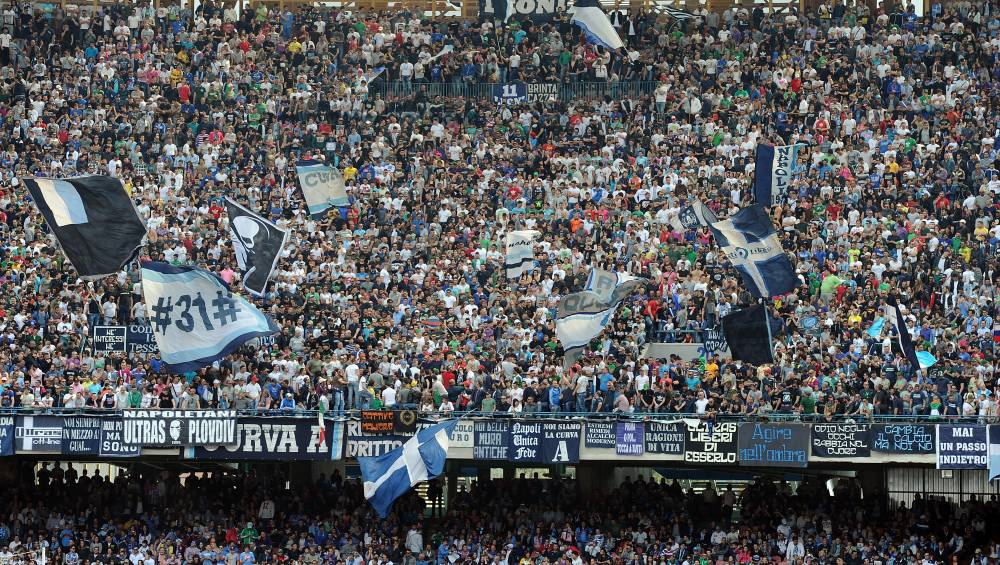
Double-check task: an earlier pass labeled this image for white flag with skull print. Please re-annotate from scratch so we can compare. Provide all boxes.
[224,197,289,297]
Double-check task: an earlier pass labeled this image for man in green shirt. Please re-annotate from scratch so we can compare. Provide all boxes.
[238,523,259,547]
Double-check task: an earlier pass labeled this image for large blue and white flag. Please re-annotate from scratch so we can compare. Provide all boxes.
[359,419,457,518]
[141,262,279,372]
[571,0,624,50]
[558,270,647,367]
[295,161,350,218]
[753,143,806,205]
[885,295,921,371]
[708,204,798,298]
[505,230,540,279]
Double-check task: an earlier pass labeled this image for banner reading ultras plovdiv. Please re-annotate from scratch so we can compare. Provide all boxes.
[123,410,237,446]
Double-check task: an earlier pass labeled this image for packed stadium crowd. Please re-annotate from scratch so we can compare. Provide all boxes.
[0,0,998,424]
[0,464,998,565]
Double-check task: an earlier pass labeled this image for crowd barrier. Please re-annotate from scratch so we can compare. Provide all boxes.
[1,411,996,473]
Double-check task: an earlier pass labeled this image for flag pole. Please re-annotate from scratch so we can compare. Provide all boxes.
[763,301,774,363]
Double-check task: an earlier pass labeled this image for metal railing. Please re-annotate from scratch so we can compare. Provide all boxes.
[0,407,993,424]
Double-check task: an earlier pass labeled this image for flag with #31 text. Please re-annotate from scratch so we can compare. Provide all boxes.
[140,262,279,372]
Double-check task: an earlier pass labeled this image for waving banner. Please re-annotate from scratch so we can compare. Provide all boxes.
[140,262,279,372]
[296,161,349,218]
[505,230,540,279]
[224,197,288,297]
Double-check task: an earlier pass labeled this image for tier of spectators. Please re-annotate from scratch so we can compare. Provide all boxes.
[0,0,998,423]
[0,464,998,564]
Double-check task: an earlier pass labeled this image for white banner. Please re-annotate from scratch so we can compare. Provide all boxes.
[140,263,279,372]
[505,230,539,279]
[296,161,349,218]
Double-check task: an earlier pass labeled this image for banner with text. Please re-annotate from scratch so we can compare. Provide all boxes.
[936,425,987,469]
[509,421,544,463]
[0,416,13,456]
[811,423,871,458]
[345,419,421,459]
[61,417,103,455]
[738,423,809,468]
[644,421,686,455]
[684,422,738,464]
[585,421,616,449]
[122,410,237,447]
[99,417,142,457]
[542,422,581,464]
[474,420,510,460]
[15,416,64,453]
[616,422,645,456]
[191,417,344,460]
[872,424,935,454]
[360,410,396,434]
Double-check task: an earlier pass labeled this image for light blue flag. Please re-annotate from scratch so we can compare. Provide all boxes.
[359,420,457,518]
[866,317,885,338]
[916,351,937,368]
[990,425,1000,482]
[140,262,279,372]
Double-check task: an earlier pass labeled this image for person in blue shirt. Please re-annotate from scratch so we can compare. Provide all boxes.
[279,393,296,412]
[239,549,255,565]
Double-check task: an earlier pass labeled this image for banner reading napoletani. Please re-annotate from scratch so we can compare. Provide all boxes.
[684,422,738,464]
[644,421,685,455]
[473,420,510,460]
[872,424,935,454]
[936,425,987,469]
[811,423,871,458]
[191,417,344,460]
[140,262,279,372]
[123,410,236,447]
[585,421,616,448]
[738,423,809,468]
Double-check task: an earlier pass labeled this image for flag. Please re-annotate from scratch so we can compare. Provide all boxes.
[721,304,774,365]
[915,351,937,369]
[556,291,618,367]
[866,317,885,338]
[886,295,921,371]
[662,6,699,20]
[359,419,457,518]
[989,425,1000,482]
[427,45,454,62]
[140,262,279,372]
[672,199,717,231]
[993,320,1000,342]
[23,176,147,279]
[753,143,806,205]
[295,161,349,218]
[585,268,648,305]
[707,204,799,298]
[571,0,624,50]
[505,230,539,279]
[317,402,326,448]
[364,66,386,82]
[224,197,289,297]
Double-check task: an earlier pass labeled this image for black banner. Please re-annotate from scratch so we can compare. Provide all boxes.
[585,421,616,448]
[345,419,415,458]
[684,422,738,464]
[509,421,543,463]
[15,415,64,453]
[91,324,159,355]
[0,416,13,456]
[811,423,871,458]
[474,420,509,460]
[644,421,686,455]
[541,422,581,463]
[737,423,809,468]
[872,424,935,454]
[99,417,141,457]
[61,417,102,455]
[479,0,567,21]
[192,417,343,460]
[936,425,987,469]
[360,410,395,434]
[393,410,417,434]
[122,410,237,446]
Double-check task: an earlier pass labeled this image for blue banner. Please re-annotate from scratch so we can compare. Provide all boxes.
[616,422,645,456]
[0,416,12,456]
[61,417,103,455]
[644,421,685,455]
[509,421,543,463]
[936,425,987,469]
[99,417,142,457]
[754,143,805,205]
[738,423,809,468]
[541,422,581,464]
[473,420,510,460]
[872,424,935,454]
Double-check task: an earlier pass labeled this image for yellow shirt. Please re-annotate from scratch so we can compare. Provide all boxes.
[344,166,358,181]
[287,40,302,53]
[704,361,719,380]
